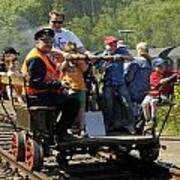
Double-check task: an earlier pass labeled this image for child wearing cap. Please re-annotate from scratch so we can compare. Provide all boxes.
[142,58,177,132]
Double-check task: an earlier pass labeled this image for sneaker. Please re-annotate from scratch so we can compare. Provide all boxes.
[69,128,81,135]
[78,130,88,138]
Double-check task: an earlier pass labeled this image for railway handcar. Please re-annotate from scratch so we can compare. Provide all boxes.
[1,72,175,171]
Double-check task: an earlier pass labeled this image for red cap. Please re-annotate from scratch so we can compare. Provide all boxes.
[104,36,118,45]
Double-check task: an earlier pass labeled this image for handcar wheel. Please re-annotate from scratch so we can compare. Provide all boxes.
[25,138,43,170]
[139,147,159,161]
[112,145,131,159]
[88,145,99,157]
[11,132,26,161]
[56,152,68,166]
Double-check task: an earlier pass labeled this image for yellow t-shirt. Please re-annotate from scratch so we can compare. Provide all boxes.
[63,61,87,91]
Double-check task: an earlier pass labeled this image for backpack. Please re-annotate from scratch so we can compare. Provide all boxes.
[125,57,152,103]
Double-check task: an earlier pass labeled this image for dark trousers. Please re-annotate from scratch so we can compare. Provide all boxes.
[56,96,80,137]
[101,85,135,132]
[27,93,80,138]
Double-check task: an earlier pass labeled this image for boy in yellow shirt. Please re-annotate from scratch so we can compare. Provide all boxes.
[61,42,87,136]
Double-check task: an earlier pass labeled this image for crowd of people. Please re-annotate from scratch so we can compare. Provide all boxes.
[0,10,179,140]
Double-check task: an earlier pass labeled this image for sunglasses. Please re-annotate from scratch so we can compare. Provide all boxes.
[51,20,63,24]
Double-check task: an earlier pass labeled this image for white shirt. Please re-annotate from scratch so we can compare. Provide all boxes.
[54,28,84,50]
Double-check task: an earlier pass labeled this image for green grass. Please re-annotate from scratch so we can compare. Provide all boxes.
[157,86,180,136]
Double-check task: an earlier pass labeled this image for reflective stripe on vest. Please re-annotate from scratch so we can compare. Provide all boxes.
[21,48,60,95]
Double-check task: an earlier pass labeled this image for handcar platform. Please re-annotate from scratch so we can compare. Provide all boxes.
[57,134,160,163]
[58,135,156,147]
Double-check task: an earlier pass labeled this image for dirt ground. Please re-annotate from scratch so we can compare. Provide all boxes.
[158,137,180,167]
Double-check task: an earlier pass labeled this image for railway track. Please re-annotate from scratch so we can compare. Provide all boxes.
[0,149,49,179]
[0,122,14,150]
[0,123,180,179]
[0,146,180,180]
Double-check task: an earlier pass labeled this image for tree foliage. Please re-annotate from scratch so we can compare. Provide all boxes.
[1,0,180,52]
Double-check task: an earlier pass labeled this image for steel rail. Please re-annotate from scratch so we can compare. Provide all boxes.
[0,149,49,180]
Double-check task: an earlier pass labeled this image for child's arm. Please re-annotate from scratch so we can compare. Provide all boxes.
[60,60,70,72]
[61,53,82,72]
[160,74,177,85]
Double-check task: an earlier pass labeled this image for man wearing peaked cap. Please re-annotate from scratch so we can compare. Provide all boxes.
[21,27,80,141]
[34,27,55,40]
[103,35,131,57]
[95,35,135,135]
[104,35,118,45]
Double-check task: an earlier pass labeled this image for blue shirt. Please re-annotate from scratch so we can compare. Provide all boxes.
[96,47,128,86]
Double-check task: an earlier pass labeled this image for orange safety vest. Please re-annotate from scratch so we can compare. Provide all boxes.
[21,48,61,95]
[48,50,64,80]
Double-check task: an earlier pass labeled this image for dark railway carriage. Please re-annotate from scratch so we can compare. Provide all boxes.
[0,72,171,171]
[159,46,180,72]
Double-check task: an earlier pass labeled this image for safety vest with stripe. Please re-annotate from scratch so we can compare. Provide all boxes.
[21,48,60,95]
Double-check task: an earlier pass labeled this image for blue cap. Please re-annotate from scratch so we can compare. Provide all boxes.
[152,57,165,67]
